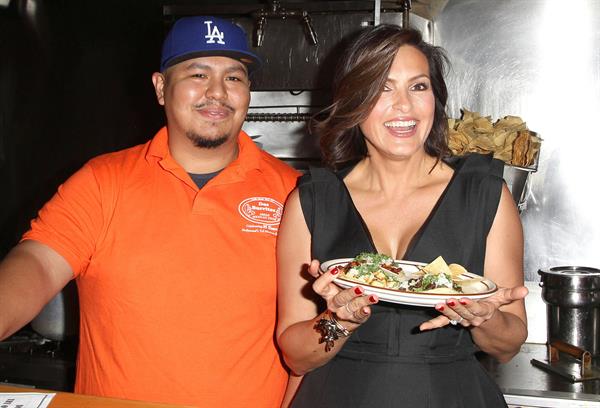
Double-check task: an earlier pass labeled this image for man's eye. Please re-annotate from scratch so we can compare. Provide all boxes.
[191,73,207,79]
[226,76,243,82]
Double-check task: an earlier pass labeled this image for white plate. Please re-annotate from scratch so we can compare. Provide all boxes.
[320,258,498,307]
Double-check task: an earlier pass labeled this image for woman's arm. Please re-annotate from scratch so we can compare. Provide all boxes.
[420,184,528,362]
[280,374,303,408]
[468,183,528,361]
[276,189,376,375]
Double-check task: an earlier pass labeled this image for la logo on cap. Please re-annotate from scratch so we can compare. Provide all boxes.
[204,20,225,44]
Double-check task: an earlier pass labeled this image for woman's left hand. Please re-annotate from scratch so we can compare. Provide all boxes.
[419,286,528,331]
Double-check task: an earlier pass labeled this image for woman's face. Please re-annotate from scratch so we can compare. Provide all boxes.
[359,45,435,161]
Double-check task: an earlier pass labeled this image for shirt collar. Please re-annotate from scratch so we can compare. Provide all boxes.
[146,126,262,174]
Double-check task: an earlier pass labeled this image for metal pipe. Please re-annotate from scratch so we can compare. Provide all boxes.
[255,15,266,47]
[402,0,411,28]
[250,1,318,46]
[302,12,318,45]
[246,112,312,122]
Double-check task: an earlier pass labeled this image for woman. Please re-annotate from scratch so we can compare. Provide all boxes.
[276,25,528,407]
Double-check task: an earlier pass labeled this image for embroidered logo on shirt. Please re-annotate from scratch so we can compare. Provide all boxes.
[238,197,283,236]
[204,20,226,44]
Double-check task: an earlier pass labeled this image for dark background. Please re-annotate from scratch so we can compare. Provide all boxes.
[0,0,170,257]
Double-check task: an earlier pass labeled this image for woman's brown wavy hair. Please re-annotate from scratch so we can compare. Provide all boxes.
[313,25,451,170]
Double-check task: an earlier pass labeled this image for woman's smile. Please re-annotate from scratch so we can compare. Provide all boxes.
[383,118,418,137]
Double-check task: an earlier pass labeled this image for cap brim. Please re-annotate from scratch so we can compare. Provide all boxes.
[162,50,262,73]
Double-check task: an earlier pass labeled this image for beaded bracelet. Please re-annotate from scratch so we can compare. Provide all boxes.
[314,310,352,352]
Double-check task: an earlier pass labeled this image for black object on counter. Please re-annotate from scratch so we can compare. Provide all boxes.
[479,343,600,407]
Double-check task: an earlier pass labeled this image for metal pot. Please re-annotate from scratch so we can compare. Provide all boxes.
[538,266,600,356]
[30,280,79,341]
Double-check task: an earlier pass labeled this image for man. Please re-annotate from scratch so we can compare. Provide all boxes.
[0,16,299,407]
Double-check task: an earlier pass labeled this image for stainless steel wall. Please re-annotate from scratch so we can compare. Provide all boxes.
[246,1,600,283]
[242,12,431,164]
[435,0,600,281]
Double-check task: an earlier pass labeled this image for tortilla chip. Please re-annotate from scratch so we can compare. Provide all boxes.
[512,130,531,166]
[422,256,451,276]
[473,117,494,132]
[448,130,470,155]
[525,133,542,166]
[448,263,468,278]
[468,135,496,152]
[448,110,541,169]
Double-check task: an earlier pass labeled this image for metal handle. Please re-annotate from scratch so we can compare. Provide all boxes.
[548,340,592,378]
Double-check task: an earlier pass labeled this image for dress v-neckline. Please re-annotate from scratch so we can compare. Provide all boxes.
[336,163,459,260]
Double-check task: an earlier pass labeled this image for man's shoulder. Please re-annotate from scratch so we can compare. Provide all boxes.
[86,141,150,172]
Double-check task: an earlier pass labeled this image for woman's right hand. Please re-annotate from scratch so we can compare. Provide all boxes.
[309,260,378,331]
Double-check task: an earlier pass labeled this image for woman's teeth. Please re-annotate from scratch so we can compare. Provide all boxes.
[384,120,416,131]
[384,120,416,127]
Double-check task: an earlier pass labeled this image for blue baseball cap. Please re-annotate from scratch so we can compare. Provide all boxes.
[160,16,262,73]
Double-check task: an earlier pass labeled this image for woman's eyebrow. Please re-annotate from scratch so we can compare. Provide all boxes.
[387,73,430,83]
[407,74,430,81]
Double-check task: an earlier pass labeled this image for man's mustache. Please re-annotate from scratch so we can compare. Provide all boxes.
[194,101,235,112]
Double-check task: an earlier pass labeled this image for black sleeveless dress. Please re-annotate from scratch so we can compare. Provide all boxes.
[292,154,508,408]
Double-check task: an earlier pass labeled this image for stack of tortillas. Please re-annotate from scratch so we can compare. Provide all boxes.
[448,110,541,168]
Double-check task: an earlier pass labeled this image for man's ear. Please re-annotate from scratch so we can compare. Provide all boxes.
[152,72,166,106]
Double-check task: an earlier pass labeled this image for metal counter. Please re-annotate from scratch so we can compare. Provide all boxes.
[479,343,600,407]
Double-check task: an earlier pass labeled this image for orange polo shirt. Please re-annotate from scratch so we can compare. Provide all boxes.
[23,127,299,407]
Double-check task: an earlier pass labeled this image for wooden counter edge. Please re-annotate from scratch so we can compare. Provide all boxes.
[0,384,196,408]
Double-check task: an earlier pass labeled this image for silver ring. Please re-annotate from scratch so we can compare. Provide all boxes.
[449,317,464,326]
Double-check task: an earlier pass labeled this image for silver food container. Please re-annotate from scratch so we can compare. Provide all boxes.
[30,280,79,341]
[538,266,600,356]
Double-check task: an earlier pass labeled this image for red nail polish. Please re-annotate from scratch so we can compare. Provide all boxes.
[330,267,339,275]
[459,300,467,305]
[369,295,377,303]
[436,305,445,311]
[354,287,363,295]
[448,301,455,307]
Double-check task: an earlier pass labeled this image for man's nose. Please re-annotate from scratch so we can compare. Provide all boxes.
[206,79,227,100]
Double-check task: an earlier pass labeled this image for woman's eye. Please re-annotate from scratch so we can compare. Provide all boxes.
[411,82,430,91]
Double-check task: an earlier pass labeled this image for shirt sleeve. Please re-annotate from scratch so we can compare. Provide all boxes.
[22,161,105,277]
